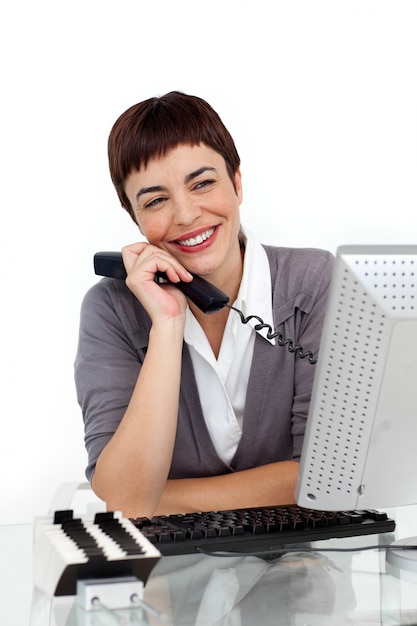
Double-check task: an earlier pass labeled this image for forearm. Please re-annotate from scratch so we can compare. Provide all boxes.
[153,461,299,516]
[92,321,184,518]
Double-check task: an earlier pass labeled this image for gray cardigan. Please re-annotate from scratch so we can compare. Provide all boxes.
[75,245,334,482]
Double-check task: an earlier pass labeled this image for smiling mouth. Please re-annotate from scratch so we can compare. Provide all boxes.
[177,227,216,247]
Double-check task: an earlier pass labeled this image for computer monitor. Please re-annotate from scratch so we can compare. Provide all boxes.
[296,244,417,512]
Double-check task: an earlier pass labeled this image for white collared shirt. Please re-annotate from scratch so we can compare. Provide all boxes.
[184,226,275,464]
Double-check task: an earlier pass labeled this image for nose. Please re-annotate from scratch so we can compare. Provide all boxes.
[172,195,202,226]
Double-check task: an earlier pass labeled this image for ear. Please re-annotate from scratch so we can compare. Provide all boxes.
[234,168,243,203]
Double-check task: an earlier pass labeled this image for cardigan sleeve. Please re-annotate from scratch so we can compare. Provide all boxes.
[74,278,150,481]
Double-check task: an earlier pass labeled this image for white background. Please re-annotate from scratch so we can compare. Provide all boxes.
[1,0,416,524]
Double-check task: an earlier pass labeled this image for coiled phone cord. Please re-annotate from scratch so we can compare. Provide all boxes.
[226,305,318,365]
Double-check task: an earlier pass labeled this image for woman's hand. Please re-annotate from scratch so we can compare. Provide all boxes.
[121,242,193,322]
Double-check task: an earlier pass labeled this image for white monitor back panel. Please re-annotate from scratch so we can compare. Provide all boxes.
[296,245,417,511]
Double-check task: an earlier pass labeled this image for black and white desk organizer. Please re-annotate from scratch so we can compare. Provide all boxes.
[33,509,161,612]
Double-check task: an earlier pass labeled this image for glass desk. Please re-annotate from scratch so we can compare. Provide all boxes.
[1,506,417,626]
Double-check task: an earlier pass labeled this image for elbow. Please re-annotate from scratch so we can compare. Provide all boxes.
[91,468,158,520]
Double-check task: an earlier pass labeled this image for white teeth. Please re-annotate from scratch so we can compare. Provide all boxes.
[178,227,215,247]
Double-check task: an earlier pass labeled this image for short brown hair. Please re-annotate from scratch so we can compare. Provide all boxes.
[108,91,241,222]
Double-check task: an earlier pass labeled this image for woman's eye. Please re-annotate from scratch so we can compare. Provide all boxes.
[144,196,165,209]
[194,179,215,191]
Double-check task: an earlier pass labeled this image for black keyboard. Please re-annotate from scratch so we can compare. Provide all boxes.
[131,505,396,556]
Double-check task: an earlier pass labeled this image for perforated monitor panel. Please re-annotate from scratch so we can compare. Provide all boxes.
[297,245,417,511]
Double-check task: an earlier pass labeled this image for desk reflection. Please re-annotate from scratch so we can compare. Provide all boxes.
[30,548,358,626]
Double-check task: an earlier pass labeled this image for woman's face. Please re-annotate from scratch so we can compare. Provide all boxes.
[124,143,243,282]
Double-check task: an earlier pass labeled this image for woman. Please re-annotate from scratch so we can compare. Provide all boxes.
[75,91,333,519]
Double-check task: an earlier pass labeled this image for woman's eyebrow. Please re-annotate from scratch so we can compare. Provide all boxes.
[184,166,218,184]
[136,185,166,203]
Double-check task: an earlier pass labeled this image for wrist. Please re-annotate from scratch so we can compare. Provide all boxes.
[150,315,185,343]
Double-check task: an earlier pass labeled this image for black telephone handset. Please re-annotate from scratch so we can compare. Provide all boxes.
[93,251,229,314]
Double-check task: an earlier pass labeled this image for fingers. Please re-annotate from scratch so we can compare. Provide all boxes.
[121,241,149,275]
[120,242,192,321]
[121,242,192,283]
